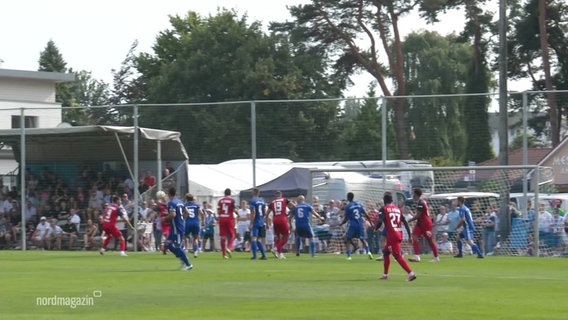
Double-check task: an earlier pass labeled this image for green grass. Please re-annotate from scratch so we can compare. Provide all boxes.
[0,250,566,320]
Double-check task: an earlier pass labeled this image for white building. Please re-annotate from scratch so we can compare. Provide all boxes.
[0,68,75,178]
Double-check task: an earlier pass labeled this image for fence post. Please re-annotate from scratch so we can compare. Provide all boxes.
[133,105,139,252]
[251,101,257,188]
[20,108,26,251]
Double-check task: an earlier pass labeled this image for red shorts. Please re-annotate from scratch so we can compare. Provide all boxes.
[412,224,433,239]
[273,220,289,237]
[102,223,123,239]
[162,223,170,238]
[384,234,403,255]
[219,219,235,238]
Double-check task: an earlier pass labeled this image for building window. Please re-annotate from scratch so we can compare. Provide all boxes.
[11,116,38,128]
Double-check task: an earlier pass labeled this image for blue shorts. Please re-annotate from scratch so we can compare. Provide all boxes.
[346,224,364,239]
[167,232,183,245]
[296,225,314,238]
[184,223,200,238]
[251,225,266,238]
[459,229,475,241]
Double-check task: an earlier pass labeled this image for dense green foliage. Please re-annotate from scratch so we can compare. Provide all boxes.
[134,10,343,163]
[42,1,568,164]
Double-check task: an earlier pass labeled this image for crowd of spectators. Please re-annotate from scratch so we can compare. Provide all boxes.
[0,163,171,251]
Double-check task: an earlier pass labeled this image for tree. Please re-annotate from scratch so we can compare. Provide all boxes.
[275,0,435,159]
[134,10,342,163]
[63,70,111,125]
[38,40,75,108]
[402,31,471,161]
[508,0,568,147]
[338,86,396,160]
[421,0,495,163]
[509,129,542,151]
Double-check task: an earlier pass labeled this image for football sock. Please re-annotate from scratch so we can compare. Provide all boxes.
[347,249,352,258]
[119,239,126,252]
[310,242,316,257]
[412,239,420,255]
[457,240,463,255]
[251,240,258,258]
[257,241,266,257]
[471,243,483,256]
[429,239,439,257]
[296,237,302,254]
[383,254,391,274]
[364,245,370,254]
[394,254,412,273]
[101,236,112,249]
[220,238,227,256]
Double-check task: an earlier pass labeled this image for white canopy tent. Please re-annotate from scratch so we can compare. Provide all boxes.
[187,163,295,204]
[0,125,190,250]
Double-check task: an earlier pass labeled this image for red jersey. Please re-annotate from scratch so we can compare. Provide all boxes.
[382,203,403,242]
[217,196,236,221]
[158,202,170,230]
[269,197,288,224]
[415,199,432,227]
[102,203,124,225]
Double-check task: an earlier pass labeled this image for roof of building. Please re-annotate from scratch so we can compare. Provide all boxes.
[477,148,552,166]
[0,68,75,83]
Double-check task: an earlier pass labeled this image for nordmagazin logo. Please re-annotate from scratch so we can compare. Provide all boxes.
[36,290,102,308]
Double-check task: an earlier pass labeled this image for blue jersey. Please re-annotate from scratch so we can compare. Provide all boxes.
[184,201,201,226]
[249,197,266,228]
[344,201,365,226]
[167,197,186,236]
[459,204,476,232]
[293,203,314,227]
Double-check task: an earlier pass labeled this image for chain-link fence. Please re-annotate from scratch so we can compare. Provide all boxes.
[1,90,567,255]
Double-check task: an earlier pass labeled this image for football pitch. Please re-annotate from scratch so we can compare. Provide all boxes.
[1,251,566,320]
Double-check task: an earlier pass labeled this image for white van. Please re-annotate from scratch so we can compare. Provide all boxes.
[425,192,501,218]
[312,170,405,204]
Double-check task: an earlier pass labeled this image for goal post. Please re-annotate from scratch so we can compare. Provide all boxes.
[308,165,556,257]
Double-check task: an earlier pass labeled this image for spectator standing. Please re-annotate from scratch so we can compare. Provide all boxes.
[365,199,381,255]
[434,205,450,236]
[236,200,251,252]
[202,205,216,252]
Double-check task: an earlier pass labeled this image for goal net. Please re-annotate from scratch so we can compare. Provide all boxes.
[308,165,563,258]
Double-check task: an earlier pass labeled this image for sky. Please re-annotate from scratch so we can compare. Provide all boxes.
[0,0,524,97]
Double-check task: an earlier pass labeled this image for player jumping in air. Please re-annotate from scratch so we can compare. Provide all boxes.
[407,188,439,262]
